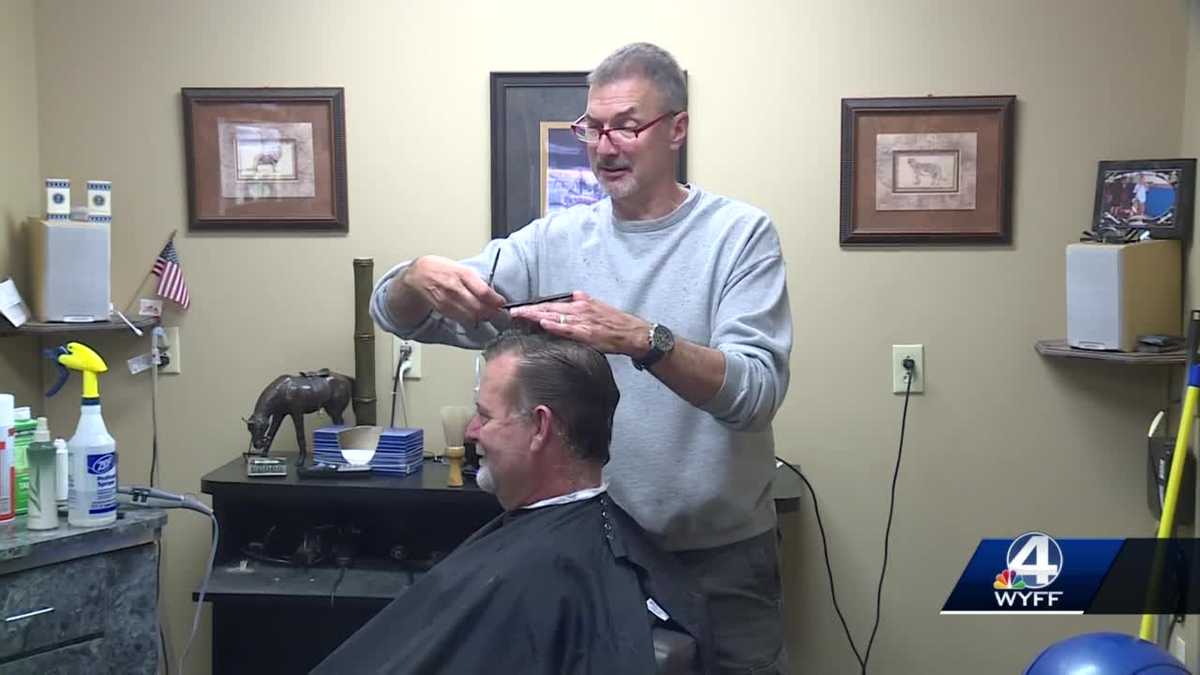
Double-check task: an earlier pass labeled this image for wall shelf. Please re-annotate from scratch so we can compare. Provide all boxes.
[1034,339,1186,366]
[0,318,157,338]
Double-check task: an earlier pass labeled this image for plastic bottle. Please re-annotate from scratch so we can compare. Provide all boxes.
[68,403,117,527]
[12,406,33,516]
[54,438,68,507]
[0,394,13,523]
[45,342,117,527]
[27,418,58,530]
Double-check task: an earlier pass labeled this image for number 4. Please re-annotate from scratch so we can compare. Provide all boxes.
[1010,535,1059,588]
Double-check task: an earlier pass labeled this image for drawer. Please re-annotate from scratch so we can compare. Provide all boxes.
[0,636,103,675]
[0,554,107,661]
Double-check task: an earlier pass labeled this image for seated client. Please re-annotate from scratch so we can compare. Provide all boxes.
[313,330,711,674]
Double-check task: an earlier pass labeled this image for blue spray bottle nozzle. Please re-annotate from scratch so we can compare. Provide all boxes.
[43,345,71,398]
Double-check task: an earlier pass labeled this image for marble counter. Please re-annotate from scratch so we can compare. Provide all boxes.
[0,507,166,576]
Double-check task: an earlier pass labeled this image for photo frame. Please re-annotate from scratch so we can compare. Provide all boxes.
[182,87,349,232]
[490,72,687,238]
[839,95,1016,245]
[1091,159,1196,241]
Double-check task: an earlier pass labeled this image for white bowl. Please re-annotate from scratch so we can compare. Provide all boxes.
[340,448,377,465]
[337,426,383,466]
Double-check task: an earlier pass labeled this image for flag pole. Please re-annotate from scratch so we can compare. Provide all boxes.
[121,229,179,317]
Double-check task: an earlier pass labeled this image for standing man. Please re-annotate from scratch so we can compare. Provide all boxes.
[371,42,793,673]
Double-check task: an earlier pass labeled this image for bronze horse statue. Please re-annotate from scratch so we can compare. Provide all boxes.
[245,369,353,467]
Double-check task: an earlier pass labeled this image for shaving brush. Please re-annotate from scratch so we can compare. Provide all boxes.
[440,406,473,487]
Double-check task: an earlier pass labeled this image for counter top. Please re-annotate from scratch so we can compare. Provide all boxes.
[0,508,166,575]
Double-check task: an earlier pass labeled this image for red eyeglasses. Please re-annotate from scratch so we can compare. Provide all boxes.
[570,111,679,145]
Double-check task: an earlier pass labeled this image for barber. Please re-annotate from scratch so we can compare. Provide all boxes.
[371,42,793,674]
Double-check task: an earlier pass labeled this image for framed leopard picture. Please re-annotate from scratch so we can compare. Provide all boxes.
[840,96,1016,245]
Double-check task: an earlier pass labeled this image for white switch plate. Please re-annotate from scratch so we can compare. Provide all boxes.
[892,344,923,394]
[393,337,422,379]
[160,327,181,374]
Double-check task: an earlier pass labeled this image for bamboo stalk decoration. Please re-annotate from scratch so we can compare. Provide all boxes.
[353,258,377,426]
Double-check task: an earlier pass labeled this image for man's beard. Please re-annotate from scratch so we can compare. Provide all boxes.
[592,160,636,199]
[475,458,495,494]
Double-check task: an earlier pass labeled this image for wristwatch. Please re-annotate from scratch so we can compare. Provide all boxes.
[633,323,675,371]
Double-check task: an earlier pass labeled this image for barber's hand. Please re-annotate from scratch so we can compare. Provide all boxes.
[403,256,506,325]
[508,291,650,356]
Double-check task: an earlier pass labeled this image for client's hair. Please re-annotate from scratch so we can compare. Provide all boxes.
[483,329,620,465]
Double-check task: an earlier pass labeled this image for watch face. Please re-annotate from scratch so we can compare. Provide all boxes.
[650,324,675,352]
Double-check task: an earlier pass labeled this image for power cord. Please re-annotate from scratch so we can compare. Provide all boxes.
[775,356,915,674]
[179,512,218,675]
[148,329,170,675]
[391,343,413,428]
[156,538,170,675]
[119,487,216,675]
[151,330,160,487]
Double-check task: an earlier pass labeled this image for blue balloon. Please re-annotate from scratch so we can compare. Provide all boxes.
[1025,632,1189,674]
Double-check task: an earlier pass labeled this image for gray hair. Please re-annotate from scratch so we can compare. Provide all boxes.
[482,329,619,466]
[588,42,687,112]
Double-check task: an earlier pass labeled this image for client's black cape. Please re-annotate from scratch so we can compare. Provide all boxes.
[312,493,711,674]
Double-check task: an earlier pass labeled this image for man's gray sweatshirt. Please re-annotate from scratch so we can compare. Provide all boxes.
[371,186,793,551]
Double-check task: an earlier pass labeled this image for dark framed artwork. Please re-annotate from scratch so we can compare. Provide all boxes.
[181,87,349,232]
[839,95,1016,245]
[1091,159,1196,240]
[490,72,687,238]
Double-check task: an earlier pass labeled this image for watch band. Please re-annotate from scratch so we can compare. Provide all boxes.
[633,348,666,371]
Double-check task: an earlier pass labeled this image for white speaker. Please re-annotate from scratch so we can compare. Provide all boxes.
[1066,239,1180,352]
[29,218,111,322]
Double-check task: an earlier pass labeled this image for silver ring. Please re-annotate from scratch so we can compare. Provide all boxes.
[558,314,566,325]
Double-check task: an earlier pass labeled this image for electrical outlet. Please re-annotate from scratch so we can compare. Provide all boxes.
[393,337,422,379]
[891,344,923,394]
[160,327,181,374]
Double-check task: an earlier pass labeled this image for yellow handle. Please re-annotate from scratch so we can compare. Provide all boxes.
[80,371,99,399]
[58,342,107,399]
[1139,384,1199,640]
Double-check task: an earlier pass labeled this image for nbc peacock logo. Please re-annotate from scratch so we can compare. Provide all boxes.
[993,569,1026,590]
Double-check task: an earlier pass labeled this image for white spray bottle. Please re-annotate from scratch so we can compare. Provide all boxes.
[46,342,117,527]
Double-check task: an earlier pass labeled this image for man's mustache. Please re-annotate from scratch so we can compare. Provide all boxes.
[594,161,631,171]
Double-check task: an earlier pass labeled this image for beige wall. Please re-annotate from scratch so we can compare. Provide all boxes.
[0,0,43,405]
[14,1,1196,672]
[1187,0,1200,315]
[1182,0,1200,669]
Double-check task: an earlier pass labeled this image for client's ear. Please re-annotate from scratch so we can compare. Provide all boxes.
[529,405,555,452]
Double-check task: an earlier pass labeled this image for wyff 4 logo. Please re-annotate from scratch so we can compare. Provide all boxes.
[993,532,1064,609]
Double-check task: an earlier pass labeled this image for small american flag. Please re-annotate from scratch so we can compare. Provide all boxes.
[151,239,190,309]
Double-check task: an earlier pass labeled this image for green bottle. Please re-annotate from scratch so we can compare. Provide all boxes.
[26,417,58,530]
[12,407,36,516]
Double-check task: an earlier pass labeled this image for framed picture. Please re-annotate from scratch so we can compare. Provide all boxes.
[490,72,687,238]
[181,87,349,232]
[540,122,606,217]
[1091,159,1196,240]
[839,95,1016,245]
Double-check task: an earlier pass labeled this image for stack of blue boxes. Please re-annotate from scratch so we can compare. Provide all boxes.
[312,426,424,475]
